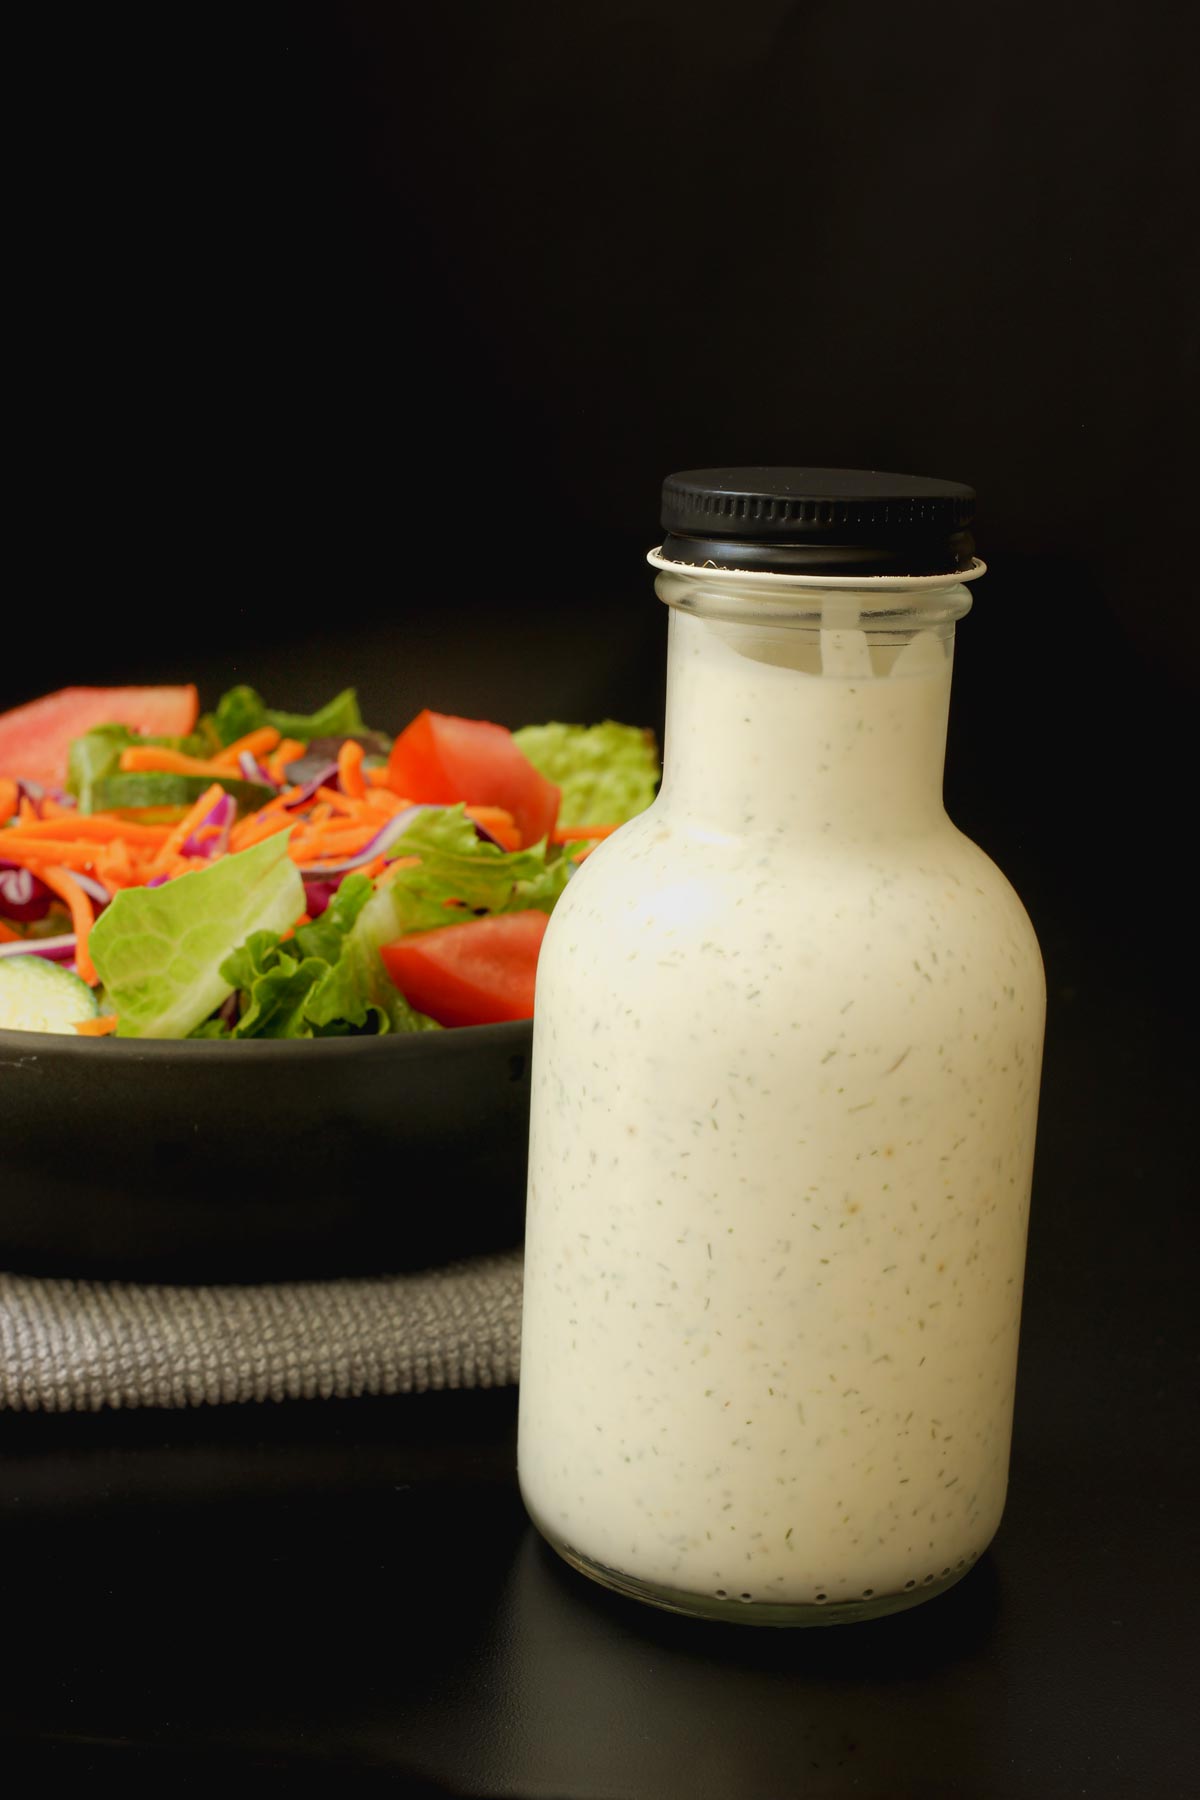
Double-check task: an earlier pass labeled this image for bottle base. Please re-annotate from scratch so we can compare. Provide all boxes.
[534,1521,980,1628]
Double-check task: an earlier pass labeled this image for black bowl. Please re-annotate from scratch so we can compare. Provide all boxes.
[0,1022,532,1282]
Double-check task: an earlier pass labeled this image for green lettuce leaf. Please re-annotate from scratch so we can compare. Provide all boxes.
[333,804,573,1025]
[340,907,445,1033]
[512,720,659,826]
[266,688,368,743]
[206,684,370,748]
[89,834,305,1038]
[208,685,266,747]
[382,805,573,924]
[215,872,431,1038]
[337,884,445,1033]
[233,948,343,1039]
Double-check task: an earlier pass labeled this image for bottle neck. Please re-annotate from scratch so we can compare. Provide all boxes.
[657,606,956,842]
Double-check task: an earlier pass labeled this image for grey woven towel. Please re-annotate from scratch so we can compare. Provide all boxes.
[0,1251,524,1412]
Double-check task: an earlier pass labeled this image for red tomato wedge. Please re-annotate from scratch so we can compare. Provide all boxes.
[0,685,200,789]
[380,909,549,1027]
[387,710,560,848]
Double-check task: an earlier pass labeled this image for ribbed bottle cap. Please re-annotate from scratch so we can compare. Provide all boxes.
[659,467,977,576]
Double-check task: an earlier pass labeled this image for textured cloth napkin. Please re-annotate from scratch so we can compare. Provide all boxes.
[0,1251,524,1412]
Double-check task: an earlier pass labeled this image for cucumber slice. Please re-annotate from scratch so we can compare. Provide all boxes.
[0,955,100,1035]
[92,773,275,815]
[68,724,213,812]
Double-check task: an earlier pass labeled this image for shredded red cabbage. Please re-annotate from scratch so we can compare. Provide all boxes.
[283,734,390,787]
[11,780,74,816]
[302,877,342,917]
[0,932,77,963]
[1,861,55,922]
[238,751,277,788]
[69,871,112,907]
[2,860,106,917]
[299,805,426,877]
[182,790,236,858]
[282,763,340,810]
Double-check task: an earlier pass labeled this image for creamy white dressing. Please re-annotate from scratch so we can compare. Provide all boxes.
[518,597,1044,1617]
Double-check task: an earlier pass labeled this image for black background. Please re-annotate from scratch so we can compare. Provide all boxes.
[4,2,1198,1789]
[9,0,1197,995]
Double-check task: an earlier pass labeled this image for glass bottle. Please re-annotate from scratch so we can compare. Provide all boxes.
[518,468,1045,1624]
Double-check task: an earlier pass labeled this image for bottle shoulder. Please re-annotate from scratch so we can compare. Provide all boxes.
[565,806,1035,914]
[548,808,1044,992]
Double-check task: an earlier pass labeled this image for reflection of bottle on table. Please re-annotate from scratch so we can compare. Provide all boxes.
[519,468,1045,1625]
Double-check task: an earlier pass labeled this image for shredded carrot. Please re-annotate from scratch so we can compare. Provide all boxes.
[363,786,404,817]
[366,765,392,788]
[291,846,372,870]
[291,825,379,860]
[74,1014,120,1036]
[337,739,366,800]
[228,812,294,853]
[465,806,521,850]
[95,839,137,889]
[39,797,75,819]
[94,816,173,844]
[267,738,305,783]
[149,783,227,873]
[314,786,359,817]
[551,822,621,843]
[0,845,104,877]
[0,835,93,861]
[39,865,97,984]
[19,796,39,826]
[0,920,21,943]
[119,746,246,780]
[307,802,334,826]
[210,726,281,770]
[0,814,169,844]
[0,777,18,821]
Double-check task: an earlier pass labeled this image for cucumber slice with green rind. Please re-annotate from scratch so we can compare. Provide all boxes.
[0,955,100,1034]
[92,773,275,815]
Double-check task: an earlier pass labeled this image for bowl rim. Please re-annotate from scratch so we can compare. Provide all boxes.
[0,1018,532,1060]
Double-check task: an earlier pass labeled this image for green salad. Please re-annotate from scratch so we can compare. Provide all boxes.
[0,685,659,1039]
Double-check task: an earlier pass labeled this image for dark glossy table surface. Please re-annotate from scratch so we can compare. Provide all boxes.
[3,951,1195,1796]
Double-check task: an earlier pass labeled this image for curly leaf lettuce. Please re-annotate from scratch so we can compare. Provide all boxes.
[212,873,433,1038]
[512,721,659,827]
[334,804,575,1019]
[381,805,574,929]
[206,684,370,749]
[91,804,578,1039]
[89,834,305,1038]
